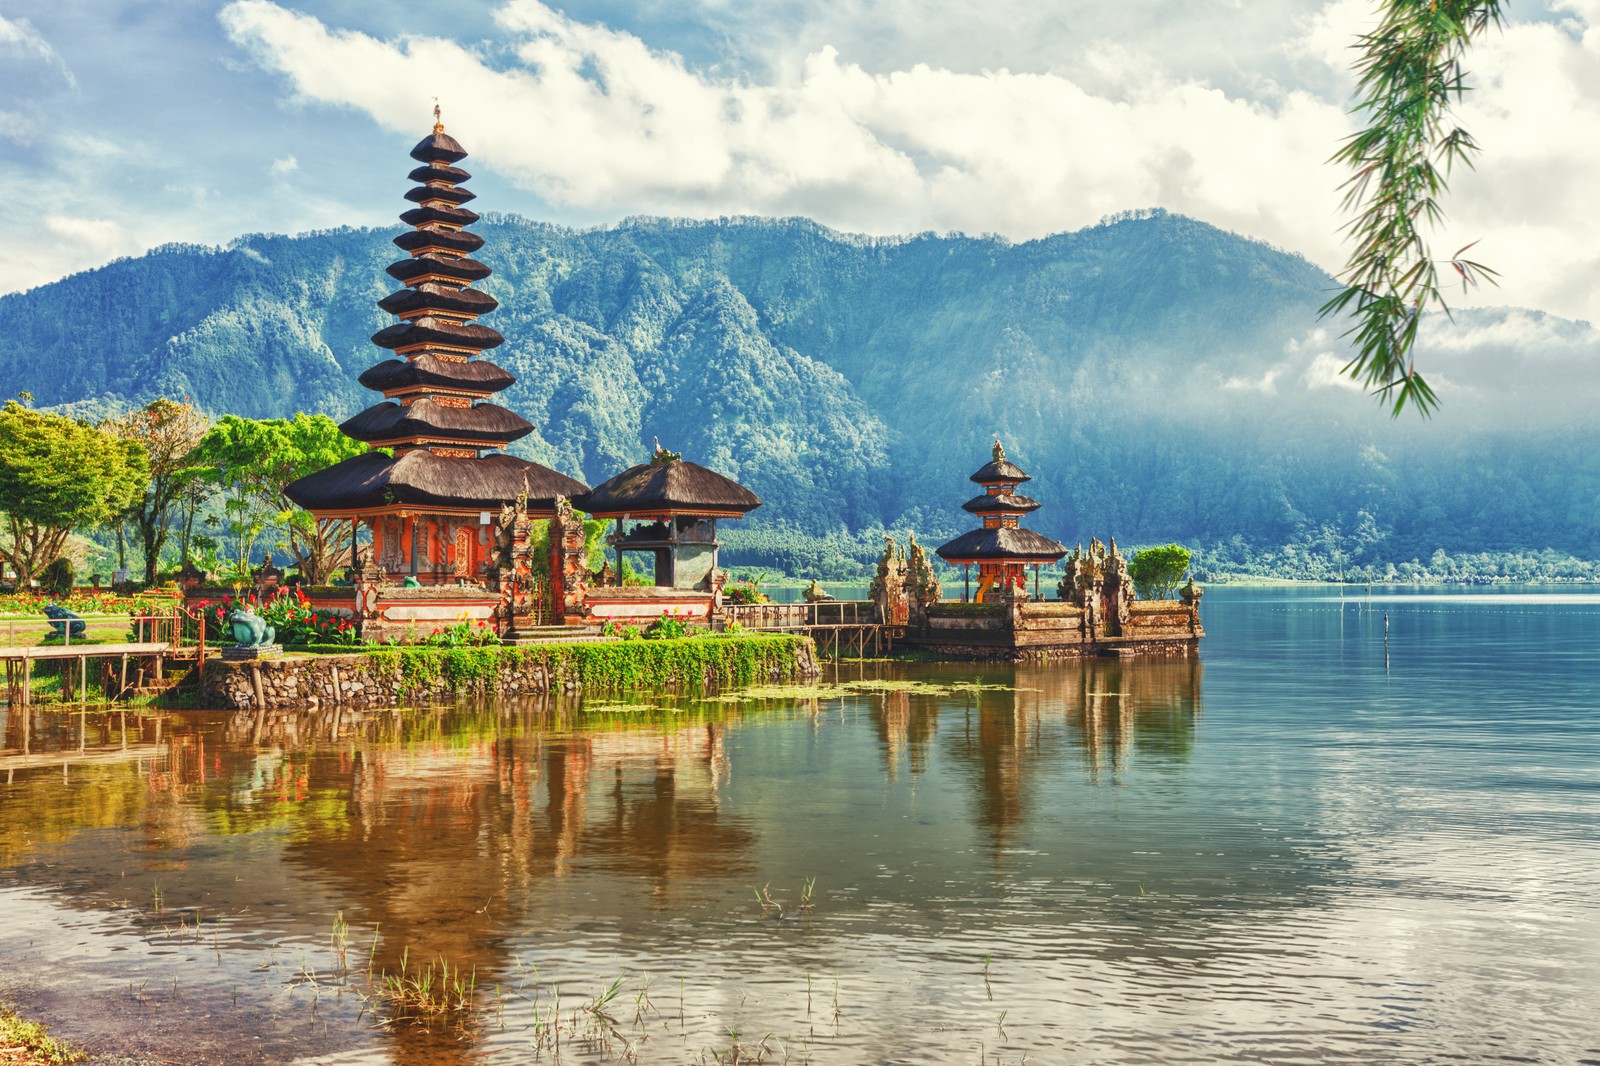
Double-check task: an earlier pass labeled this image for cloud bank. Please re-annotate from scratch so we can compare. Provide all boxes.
[219,0,1354,260]
[214,0,1600,324]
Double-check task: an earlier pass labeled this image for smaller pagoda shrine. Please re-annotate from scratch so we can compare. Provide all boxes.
[935,440,1067,602]
[578,445,761,589]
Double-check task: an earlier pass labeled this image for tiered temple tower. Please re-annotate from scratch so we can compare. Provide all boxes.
[935,440,1067,602]
[286,112,587,585]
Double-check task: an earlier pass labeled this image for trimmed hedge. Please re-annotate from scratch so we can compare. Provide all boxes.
[357,633,811,696]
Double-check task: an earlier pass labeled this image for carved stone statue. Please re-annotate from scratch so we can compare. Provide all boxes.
[1179,579,1204,608]
[904,532,942,609]
[43,604,86,639]
[803,579,835,603]
[869,534,908,624]
[1059,545,1083,603]
[1103,541,1134,635]
[226,607,276,648]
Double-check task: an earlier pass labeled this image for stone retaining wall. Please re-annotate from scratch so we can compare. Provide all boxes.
[200,636,819,710]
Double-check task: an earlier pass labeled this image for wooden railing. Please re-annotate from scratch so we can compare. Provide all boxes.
[720,600,877,631]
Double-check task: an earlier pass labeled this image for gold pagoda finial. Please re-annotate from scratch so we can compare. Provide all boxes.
[432,99,444,134]
[992,438,1006,462]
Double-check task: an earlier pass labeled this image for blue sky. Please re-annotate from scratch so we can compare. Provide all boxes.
[3,1,1598,322]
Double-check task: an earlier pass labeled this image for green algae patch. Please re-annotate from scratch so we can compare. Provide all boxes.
[841,678,955,695]
[709,682,858,703]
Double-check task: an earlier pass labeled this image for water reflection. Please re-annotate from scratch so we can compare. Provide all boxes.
[5,620,1595,1066]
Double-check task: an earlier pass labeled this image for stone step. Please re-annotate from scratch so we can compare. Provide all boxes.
[503,625,614,645]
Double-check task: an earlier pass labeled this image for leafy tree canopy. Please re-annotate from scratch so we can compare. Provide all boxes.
[1129,544,1192,600]
[0,399,148,587]
[191,413,366,580]
[104,397,210,583]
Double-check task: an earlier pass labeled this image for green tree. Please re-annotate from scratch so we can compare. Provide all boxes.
[1128,544,1192,600]
[0,399,149,588]
[104,398,211,584]
[1324,0,1503,415]
[191,413,366,583]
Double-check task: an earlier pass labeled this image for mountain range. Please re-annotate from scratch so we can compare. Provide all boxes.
[3,210,1597,574]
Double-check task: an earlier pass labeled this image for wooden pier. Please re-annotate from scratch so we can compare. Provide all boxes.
[2,607,203,707]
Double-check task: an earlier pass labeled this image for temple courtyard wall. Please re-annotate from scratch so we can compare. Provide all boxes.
[899,599,1203,662]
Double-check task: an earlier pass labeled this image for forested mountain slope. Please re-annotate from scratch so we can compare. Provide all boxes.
[4,210,1597,568]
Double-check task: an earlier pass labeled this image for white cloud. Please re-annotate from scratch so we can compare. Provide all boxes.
[1422,308,1600,353]
[0,14,76,88]
[0,213,141,294]
[269,155,300,177]
[42,214,138,257]
[1301,352,1364,392]
[218,0,1355,259]
[212,0,1600,323]
[1224,368,1282,393]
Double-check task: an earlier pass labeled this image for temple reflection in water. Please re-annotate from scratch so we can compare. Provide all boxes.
[1,661,1203,1064]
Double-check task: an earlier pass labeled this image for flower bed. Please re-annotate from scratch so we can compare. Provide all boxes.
[192,588,360,647]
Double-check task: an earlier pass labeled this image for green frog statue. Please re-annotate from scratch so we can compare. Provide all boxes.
[226,606,276,648]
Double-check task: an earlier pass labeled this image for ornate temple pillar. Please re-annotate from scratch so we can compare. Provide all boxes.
[548,496,588,625]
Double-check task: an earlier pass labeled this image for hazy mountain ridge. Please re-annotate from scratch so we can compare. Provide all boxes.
[3,211,1597,566]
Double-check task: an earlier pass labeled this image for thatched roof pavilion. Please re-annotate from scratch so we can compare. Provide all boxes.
[577,448,760,589]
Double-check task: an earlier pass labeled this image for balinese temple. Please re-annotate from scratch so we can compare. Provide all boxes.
[285,111,587,584]
[578,446,761,589]
[935,440,1067,602]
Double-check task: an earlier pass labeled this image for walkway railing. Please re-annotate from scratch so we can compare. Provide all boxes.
[720,600,893,658]
[720,600,878,631]
[2,601,208,707]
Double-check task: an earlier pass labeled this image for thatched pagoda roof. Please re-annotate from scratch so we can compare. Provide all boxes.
[935,527,1066,564]
[393,227,485,256]
[410,130,467,164]
[407,162,470,185]
[285,450,586,514]
[969,457,1031,484]
[961,492,1042,515]
[340,399,533,446]
[404,183,476,206]
[377,283,498,319]
[371,317,503,352]
[577,456,761,518]
[386,253,491,285]
[357,356,515,395]
[399,204,480,229]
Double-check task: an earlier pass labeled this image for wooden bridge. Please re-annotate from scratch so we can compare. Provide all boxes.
[2,608,205,707]
[719,600,897,658]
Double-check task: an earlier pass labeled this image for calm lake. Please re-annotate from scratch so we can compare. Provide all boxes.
[2,586,1598,1065]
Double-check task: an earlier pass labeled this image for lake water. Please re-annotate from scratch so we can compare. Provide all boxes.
[2,586,1598,1065]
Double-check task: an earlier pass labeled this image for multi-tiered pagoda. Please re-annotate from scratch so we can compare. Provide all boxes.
[286,112,587,585]
[935,440,1066,602]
